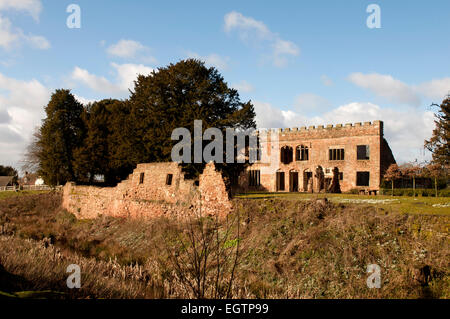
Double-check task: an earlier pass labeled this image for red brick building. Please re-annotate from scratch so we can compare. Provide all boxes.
[238,120,395,193]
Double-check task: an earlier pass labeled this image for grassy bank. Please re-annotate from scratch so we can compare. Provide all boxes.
[236,192,450,216]
[0,193,448,298]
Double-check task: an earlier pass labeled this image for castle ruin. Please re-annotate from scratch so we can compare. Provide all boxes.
[63,120,395,219]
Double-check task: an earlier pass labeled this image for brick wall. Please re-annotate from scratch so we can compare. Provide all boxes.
[238,121,396,193]
[62,162,232,219]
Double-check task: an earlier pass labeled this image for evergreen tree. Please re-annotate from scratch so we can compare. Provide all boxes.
[38,89,85,185]
[127,59,256,179]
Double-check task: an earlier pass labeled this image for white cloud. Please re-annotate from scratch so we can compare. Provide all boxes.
[348,72,421,107]
[71,63,154,96]
[71,66,119,94]
[186,51,230,71]
[232,80,254,93]
[111,62,153,91]
[106,39,156,63]
[224,11,299,67]
[224,11,271,40]
[0,0,42,21]
[321,75,333,86]
[24,34,50,49]
[254,100,434,163]
[0,72,51,168]
[0,14,17,48]
[272,39,300,67]
[0,8,50,50]
[73,94,96,106]
[294,93,331,114]
[417,77,450,100]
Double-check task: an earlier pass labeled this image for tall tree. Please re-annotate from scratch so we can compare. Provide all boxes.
[38,89,85,185]
[425,97,450,166]
[73,99,122,184]
[127,59,256,180]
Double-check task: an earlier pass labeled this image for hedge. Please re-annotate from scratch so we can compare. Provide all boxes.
[379,188,450,197]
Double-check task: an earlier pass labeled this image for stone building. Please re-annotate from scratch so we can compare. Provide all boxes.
[63,162,232,219]
[237,120,395,193]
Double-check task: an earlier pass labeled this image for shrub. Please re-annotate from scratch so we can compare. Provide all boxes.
[438,188,450,197]
[380,188,450,197]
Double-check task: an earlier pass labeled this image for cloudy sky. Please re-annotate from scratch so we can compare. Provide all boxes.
[1,0,449,171]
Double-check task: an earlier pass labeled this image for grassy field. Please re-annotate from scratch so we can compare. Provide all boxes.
[236,192,450,216]
[0,192,448,298]
[0,190,52,201]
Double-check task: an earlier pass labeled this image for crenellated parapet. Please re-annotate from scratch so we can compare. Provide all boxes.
[255,120,383,139]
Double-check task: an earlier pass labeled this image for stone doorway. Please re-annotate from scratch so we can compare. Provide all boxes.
[276,171,285,191]
[289,171,298,192]
[303,171,313,192]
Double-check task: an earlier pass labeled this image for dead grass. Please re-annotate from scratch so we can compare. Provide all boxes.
[0,193,448,298]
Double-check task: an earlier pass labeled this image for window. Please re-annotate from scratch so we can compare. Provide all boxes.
[339,172,343,181]
[325,168,330,174]
[139,172,144,184]
[357,145,370,160]
[295,145,309,161]
[248,170,261,187]
[356,172,370,186]
[280,146,293,164]
[166,174,173,185]
[329,148,344,160]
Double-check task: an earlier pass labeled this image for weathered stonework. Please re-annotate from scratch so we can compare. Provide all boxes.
[238,120,395,193]
[63,162,232,219]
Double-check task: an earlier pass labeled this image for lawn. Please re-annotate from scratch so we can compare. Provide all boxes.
[0,190,52,201]
[235,192,450,216]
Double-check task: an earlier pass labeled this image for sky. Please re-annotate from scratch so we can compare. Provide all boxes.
[0,0,449,172]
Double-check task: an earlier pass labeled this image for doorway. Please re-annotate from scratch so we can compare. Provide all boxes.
[289,171,298,192]
[303,171,312,192]
[276,171,285,191]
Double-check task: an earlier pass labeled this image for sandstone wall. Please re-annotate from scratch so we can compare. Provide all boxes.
[240,121,395,192]
[62,162,232,220]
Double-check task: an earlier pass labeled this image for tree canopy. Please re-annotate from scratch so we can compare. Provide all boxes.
[37,89,85,185]
[28,59,256,186]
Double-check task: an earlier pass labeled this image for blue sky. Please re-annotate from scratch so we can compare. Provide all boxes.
[1,0,449,170]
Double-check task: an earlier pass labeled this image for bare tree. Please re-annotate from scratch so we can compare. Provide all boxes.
[20,127,42,173]
[163,211,240,299]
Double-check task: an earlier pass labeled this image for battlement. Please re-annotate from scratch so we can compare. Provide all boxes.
[256,120,383,137]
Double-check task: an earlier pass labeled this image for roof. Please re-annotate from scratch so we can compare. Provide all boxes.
[20,173,38,185]
[0,176,14,187]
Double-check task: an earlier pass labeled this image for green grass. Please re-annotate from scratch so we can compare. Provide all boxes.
[0,190,51,201]
[235,192,450,216]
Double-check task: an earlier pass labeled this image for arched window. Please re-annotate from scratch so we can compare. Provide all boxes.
[296,145,309,161]
[280,146,293,164]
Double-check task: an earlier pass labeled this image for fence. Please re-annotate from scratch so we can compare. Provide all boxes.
[0,185,62,192]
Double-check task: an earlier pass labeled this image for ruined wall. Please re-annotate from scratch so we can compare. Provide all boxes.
[239,121,395,193]
[63,162,232,220]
